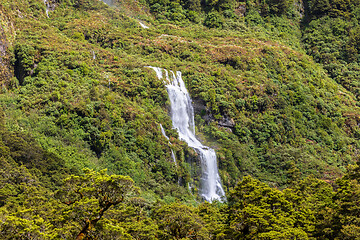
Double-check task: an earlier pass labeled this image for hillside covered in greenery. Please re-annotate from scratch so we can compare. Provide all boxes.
[0,0,360,238]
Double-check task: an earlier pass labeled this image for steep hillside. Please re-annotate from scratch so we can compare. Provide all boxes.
[1,0,360,238]
[0,0,358,192]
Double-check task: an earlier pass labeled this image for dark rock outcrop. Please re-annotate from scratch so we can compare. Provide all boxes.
[218,116,235,128]
[192,98,235,130]
[236,3,246,17]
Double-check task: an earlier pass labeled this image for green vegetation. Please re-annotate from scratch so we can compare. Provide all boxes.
[0,0,360,238]
[1,156,360,238]
[303,0,360,102]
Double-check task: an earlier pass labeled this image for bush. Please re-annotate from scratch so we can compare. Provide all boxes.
[204,11,224,28]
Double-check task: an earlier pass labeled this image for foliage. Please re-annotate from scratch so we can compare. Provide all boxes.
[0,0,359,197]
[204,11,224,28]
[1,166,360,239]
[56,169,139,239]
[227,176,309,239]
[152,202,209,239]
[0,0,360,238]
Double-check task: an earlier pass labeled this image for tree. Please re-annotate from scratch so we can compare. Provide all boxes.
[56,169,139,239]
[227,176,309,239]
[197,202,227,239]
[152,202,209,239]
[285,176,335,239]
[331,162,360,240]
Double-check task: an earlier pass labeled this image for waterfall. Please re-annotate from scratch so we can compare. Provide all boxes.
[44,0,49,18]
[170,150,177,166]
[100,0,113,5]
[160,124,177,165]
[149,66,225,202]
[160,124,169,140]
[139,22,150,29]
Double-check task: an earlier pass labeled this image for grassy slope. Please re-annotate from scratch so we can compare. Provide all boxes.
[0,0,359,201]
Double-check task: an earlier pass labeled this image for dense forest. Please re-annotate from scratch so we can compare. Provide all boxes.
[0,0,360,238]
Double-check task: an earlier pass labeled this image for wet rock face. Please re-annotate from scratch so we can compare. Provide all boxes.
[192,98,235,130]
[192,97,214,124]
[48,0,59,10]
[218,117,235,128]
[192,98,207,116]
[44,0,58,15]
[236,3,246,17]
[294,0,305,18]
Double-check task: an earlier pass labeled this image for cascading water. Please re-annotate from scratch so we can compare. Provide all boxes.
[160,124,169,140]
[100,0,114,5]
[44,0,49,17]
[148,66,225,202]
[139,22,150,29]
[92,51,96,60]
[160,124,177,165]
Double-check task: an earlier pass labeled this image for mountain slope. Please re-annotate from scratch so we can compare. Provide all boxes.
[0,0,359,197]
[1,0,360,239]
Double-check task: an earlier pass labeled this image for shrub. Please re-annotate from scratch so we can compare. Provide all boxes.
[204,11,224,28]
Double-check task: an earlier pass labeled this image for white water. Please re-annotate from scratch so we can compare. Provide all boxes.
[170,150,177,165]
[160,124,169,140]
[44,0,49,18]
[139,22,149,29]
[149,66,225,202]
[100,0,113,5]
[160,124,177,165]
